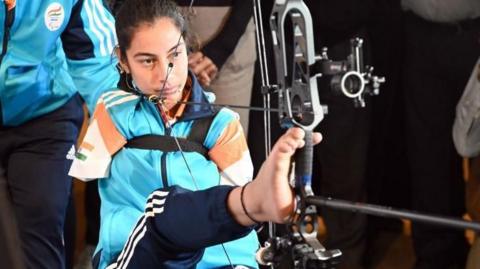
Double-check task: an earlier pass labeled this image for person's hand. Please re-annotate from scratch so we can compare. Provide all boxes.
[228,128,322,226]
[188,51,218,87]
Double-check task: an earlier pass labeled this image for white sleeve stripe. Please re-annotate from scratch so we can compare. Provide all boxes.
[116,216,146,266]
[146,198,166,208]
[105,262,117,269]
[83,0,107,56]
[91,0,115,53]
[98,90,128,104]
[103,91,132,103]
[93,0,117,45]
[115,194,168,268]
[85,0,113,56]
[120,226,147,269]
[106,95,140,108]
[146,207,165,215]
[149,190,170,198]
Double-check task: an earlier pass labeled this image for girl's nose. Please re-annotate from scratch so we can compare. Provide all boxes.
[155,60,174,83]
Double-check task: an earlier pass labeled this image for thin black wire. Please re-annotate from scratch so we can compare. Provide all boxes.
[176,100,314,115]
[152,0,235,267]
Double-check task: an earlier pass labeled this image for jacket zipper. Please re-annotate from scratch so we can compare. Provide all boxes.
[0,4,15,65]
[161,127,172,187]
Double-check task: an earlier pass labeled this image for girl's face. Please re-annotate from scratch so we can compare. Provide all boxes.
[119,18,188,110]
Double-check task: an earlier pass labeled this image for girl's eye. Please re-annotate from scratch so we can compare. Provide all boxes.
[169,51,181,60]
[138,58,156,69]
[143,59,154,65]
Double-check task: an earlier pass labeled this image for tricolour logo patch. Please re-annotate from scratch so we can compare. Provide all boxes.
[44,2,65,31]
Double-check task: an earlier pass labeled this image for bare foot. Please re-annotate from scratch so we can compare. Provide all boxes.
[227,128,321,226]
[249,128,322,223]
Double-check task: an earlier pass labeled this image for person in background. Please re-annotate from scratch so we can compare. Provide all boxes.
[0,0,118,268]
[453,58,480,269]
[178,0,256,135]
[401,0,480,268]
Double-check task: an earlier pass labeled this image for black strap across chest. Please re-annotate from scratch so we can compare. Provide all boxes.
[124,114,217,158]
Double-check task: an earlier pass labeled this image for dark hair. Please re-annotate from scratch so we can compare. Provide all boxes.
[115,0,187,60]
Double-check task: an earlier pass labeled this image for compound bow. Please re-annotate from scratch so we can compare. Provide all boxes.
[254,1,480,269]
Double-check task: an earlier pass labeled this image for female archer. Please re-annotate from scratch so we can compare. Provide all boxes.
[69,0,321,268]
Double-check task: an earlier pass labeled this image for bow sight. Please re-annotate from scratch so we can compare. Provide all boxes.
[267,0,385,132]
[317,38,386,108]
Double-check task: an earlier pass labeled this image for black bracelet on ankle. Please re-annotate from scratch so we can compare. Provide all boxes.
[240,182,261,224]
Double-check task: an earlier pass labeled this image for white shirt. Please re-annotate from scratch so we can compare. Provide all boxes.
[402,0,480,23]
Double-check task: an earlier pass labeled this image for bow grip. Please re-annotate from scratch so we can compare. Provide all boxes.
[294,129,314,197]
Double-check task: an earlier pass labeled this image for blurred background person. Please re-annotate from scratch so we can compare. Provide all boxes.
[401,0,480,268]
[178,0,256,135]
[453,57,480,269]
[0,0,118,268]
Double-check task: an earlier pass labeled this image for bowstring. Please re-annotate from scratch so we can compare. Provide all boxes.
[252,0,277,250]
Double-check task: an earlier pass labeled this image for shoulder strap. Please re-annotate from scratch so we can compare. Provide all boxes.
[125,135,209,157]
[187,112,217,145]
[124,111,219,158]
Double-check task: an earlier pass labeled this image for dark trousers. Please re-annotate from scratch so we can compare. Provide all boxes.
[0,94,84,269]
[85,180,101,245]
[0,166,25,269]
[403,12,480,269]
[95,186,251,269]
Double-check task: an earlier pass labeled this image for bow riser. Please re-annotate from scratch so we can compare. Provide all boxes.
[270,0,324,131]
